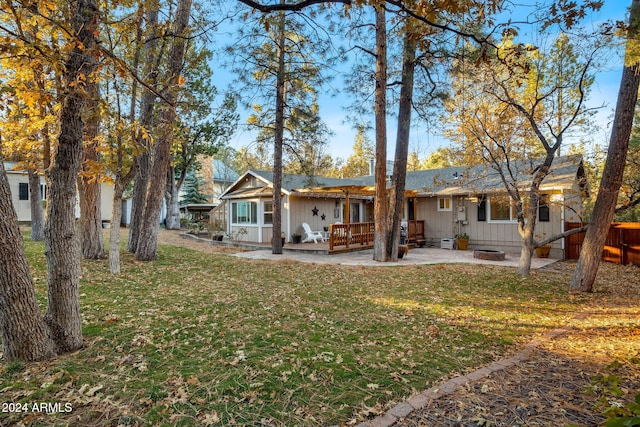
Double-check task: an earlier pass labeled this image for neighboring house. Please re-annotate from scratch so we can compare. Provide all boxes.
[218,155,588,257]
[120,197,167,227]
[197,157,240,204]
[5,162,114,223]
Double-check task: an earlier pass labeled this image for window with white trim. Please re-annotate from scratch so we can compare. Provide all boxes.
[489,195,516,222]
[263,201,273,225]
[231,201,257,225]
[437,197,452,211]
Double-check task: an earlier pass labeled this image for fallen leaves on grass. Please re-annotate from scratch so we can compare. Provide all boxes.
[2,233,639,427]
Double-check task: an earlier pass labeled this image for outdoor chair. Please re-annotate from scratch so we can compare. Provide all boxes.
[302,223,325,244]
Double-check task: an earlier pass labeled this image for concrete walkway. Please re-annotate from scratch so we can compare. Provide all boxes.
[233,246,559,269]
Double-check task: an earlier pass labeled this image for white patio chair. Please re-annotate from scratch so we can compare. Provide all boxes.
[302,223,325,244]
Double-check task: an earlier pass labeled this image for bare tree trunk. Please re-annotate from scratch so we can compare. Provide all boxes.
[128,153,149,253]
[0,161,56,361]
[45,102,85,353]
[517,201,538,276]
[570,0,640,292]
[28,169,44,241]
[272,5,286,255]
[136,0,193,260]
[78,79,106,259]
[373,4,388,262]
[164,191,181,229]
[32,42,53,249]
[43,0,99,353]
[109,135,136,274]
[128,1,160,254]
[164,166,181,230]
[387,28,416,261]
[109,182,125,274]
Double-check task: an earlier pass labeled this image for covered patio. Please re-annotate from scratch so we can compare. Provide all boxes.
[295,184,423,253]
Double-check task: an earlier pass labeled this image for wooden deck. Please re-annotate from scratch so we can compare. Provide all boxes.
[328,220,425,253]
[207,220,426,255]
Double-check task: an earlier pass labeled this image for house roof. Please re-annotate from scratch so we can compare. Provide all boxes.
[402,154,587,196]
[212,159,239,182]
[252,170,367,191]
[220,155,587,199]
[3,162,27,174]
[220,170,369,199]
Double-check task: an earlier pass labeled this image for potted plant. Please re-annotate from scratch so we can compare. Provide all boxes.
[535,245,552,258]
[535,233,551,258]
[455,232,469,250]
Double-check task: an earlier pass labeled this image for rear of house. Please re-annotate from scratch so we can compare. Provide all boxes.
[406,155,587,257]
[217,155,587,258]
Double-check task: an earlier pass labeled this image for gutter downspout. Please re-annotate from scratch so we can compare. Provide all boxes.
[285,194,291,243]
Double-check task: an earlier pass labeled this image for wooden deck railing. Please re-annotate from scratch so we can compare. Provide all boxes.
[329,222,375,252]
[328,220,425,253]
[405,220,425,245]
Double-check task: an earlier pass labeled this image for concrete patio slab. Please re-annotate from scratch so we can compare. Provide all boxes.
[232,245,559,269]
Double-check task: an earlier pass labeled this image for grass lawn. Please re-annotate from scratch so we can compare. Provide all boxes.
[1,236,599,426]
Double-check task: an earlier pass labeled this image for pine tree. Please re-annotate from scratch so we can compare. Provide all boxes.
[180,173,209,205]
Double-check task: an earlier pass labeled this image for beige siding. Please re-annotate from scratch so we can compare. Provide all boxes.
[414,197,458,243]
[8,171,114,223]
[289,196,341,237]
[563,185,584,222]
[288,196,371,237]
[100,182,114,221]
[228,196,289,243]
[415,194,568,256]
[7,171,40,222]
[230,225,260,242]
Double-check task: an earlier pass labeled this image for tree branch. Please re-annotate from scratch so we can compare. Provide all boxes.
[236,0,350,13]
[385,0,498,50]
[98,46,173,106]
[615,195,640,213]
[538,225,588,247]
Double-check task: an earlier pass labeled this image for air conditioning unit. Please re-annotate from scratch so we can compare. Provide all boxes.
[441,238,454,250]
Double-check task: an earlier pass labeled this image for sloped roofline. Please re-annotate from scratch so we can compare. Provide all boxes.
[218,170,285,200]
[220,155,586,199]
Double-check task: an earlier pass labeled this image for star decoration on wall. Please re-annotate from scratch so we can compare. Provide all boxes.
[321,213,326,221]
[312,206,319,216]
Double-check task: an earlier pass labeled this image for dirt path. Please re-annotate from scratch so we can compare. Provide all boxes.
[155,228,247,254]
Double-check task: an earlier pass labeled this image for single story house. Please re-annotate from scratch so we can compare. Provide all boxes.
[217,155,588,257]
[5,162,114,223]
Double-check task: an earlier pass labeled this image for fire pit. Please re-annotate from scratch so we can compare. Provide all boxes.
[473,249,506,261]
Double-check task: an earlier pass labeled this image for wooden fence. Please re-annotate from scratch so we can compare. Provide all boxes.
[565,222,640,266]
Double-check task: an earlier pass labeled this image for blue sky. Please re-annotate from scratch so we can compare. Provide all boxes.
[223,1,630,164]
